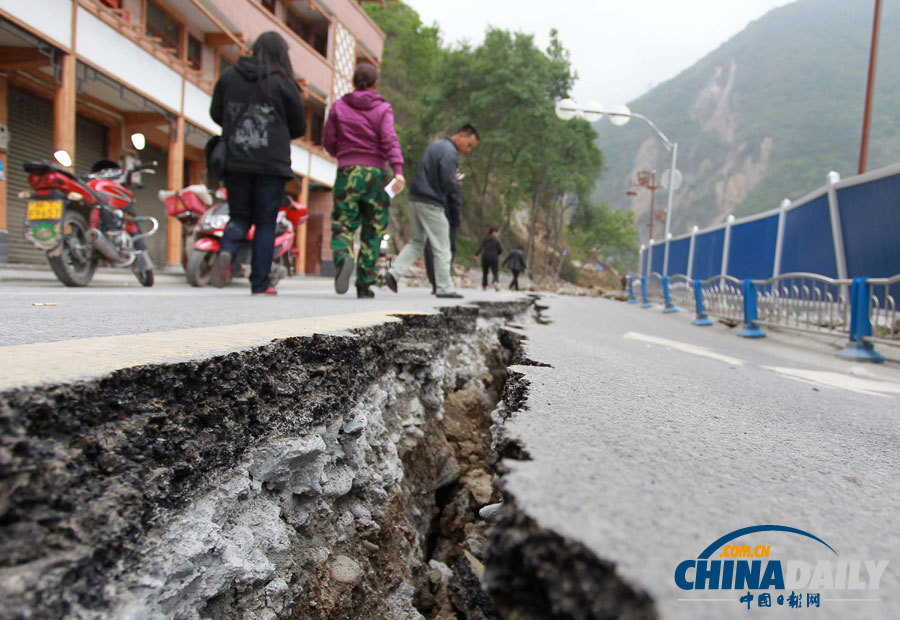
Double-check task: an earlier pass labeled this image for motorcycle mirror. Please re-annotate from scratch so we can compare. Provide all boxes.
[53,150,73,168]
[131,133,146,151]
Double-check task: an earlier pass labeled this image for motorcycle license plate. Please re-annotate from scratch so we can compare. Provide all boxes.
[27,200,63,220]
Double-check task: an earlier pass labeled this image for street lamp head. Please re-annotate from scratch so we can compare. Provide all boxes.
[582,101,604,123]
[607,103,631,126]
[555,98,578,121]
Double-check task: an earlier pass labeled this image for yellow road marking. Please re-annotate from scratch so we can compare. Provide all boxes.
[0,310,432,390]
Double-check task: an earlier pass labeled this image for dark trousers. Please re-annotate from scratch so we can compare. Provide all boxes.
[510,269,521,290]
[425,225,457,290]
[481,256,499,287]
[222,172,286,293]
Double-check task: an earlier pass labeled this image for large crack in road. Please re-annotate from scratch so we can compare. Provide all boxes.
[1,298,656,619]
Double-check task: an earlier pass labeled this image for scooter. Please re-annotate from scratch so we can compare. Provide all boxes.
[157,183,224,271]
[20,134,159,287]
[184,194,307,287]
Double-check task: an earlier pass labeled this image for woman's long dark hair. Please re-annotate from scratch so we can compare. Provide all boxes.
[252,31,295,97]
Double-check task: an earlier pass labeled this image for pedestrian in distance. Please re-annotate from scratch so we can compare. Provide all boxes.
[208,31,306,295]
[385,125,479,299]
[503,246,527,290]
[475,227,503,290]
[323,62,406,298]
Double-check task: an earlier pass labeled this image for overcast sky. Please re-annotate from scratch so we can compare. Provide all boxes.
[403,0,795,105]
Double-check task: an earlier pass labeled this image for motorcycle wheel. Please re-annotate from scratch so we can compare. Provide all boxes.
[132,265,154,287]
[185,249,216,287]
[47,210,97,287]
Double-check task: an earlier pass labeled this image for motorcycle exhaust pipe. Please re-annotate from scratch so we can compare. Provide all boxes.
[87,228,126,263]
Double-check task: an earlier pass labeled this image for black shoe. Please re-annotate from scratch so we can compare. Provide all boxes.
[335,257,354,294]
[210,251,232,288]
[385,272,398,293]
[356,281,375,298]
[431,287,436,295]
[435,292,463,299]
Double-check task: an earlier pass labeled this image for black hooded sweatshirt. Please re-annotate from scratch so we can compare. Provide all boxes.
[210,56,306,179]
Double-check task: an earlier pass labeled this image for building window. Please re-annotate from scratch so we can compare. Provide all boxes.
[187,34,202,70]
[285,5,329,58]
[309,110,324,145]
[146,0,183,55]
[218,54,234,78]
[261,0,276,14]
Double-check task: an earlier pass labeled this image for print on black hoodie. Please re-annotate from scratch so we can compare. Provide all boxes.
[210,56,306,179]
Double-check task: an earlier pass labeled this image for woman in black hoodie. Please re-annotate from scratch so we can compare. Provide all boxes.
[209,32,306,295]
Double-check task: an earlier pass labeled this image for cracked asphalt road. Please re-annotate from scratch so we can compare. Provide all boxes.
[505,294,900,619]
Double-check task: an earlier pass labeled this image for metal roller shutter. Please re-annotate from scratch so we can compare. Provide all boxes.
[130,145,168,267]
[75,115,107,179]
[6,87,109,265]
[6,86,54,264]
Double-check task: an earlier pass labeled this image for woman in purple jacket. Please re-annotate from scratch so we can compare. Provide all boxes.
[323,63,405,298]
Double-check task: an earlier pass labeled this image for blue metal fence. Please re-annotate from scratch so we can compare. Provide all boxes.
[632,161,900,362]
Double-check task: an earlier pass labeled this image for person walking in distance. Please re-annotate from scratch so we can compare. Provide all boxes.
[323,62,405,298]
[503,246,527,290]
[385,125,479,299]
[209,31,306,295]
[475,227,503,290]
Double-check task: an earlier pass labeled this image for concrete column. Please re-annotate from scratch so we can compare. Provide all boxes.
[53,53,77,162]
[297,174,310,274]
[166,115,185,266]
[0,74,8,262]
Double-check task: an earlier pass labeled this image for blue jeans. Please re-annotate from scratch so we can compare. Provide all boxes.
[222,172,286,293]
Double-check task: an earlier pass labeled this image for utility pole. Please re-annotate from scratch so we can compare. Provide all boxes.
[858,0,882,174]
[635,170,661,241]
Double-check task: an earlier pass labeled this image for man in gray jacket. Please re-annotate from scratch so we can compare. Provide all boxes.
[385,125,479,298]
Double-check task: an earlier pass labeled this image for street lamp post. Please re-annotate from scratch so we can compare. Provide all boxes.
[555,99,679,276]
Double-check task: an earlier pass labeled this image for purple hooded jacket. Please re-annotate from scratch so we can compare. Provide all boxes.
[322,90,404,175]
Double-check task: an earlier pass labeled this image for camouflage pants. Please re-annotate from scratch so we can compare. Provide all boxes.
[330,166,391,285]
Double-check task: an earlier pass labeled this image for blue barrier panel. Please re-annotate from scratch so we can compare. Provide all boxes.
[666,237,690,276]
[727,215,779,280]
[650,244,664,274]
[691,229,726,281]
[836,172,900,303]
[779,195,837,277]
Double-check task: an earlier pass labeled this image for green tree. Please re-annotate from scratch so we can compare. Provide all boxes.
[568,201,639,270]
[363,4,612,276]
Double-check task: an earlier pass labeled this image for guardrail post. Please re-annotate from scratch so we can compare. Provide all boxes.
[640,276,652,308]
[837,277,884,363]
[693,280,713,326]
[662,276,678,313]
[738,279,766,338]
[627,275,639,303]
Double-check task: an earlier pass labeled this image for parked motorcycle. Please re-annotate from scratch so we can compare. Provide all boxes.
[157,183,223,270]
[184,194,308,287]
[20,134,159,287]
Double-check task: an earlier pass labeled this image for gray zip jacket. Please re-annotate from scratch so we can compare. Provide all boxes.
[409,137,461,227]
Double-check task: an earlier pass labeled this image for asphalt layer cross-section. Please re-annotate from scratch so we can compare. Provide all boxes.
[505,294,900,619]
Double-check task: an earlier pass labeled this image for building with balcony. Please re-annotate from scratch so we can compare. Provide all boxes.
[0,0,388,274]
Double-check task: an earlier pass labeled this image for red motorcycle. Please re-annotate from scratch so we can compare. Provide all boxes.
[21,138,159,287]
[184,193,307,287]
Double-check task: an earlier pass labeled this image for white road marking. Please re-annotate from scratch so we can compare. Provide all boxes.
[762,366,900,398]
[623,332,746,366]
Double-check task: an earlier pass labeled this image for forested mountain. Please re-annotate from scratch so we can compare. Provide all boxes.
[593,0,900,242]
